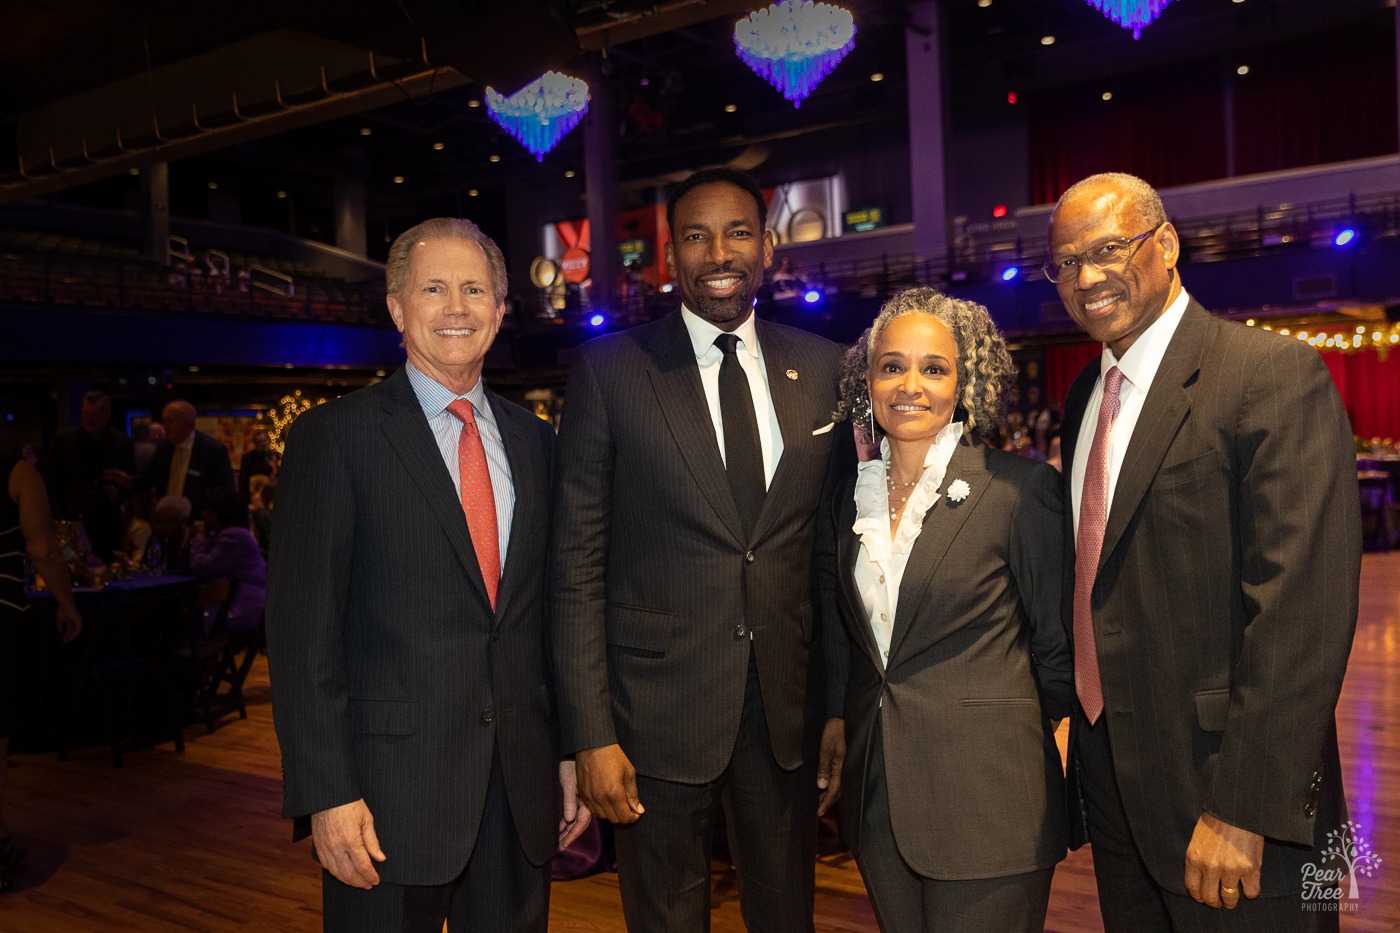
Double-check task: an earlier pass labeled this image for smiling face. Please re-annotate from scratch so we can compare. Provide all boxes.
[665,181,773,331]
[387,236,505,395]
[869,313,961,445]
[1048,182,1181,358]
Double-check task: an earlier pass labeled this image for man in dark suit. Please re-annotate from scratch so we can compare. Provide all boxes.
[238,428,279,501]
[144,399,235,519]
[551,168,850,932]
[267,218,589,932]
[40,389,135,560]
[1050,172,1360,932]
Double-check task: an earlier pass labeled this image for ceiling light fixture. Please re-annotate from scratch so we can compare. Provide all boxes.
[488,154,501,163]
[724,103,738,113]
[432,142,445,151]
[359,127,372,136]
[1084,0,1174,39]
[1041,35,1055,45]
[485,71,590,161]
[734,1,856,108]
[1237,65,1250,75]
[393,175,404,184]
[1102,91,1113,100]
[870,72,884,82]
[564,170,576,178]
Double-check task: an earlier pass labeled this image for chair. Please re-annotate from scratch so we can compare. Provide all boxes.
[58,586,193,767]
[201,614,266,730]
[178,579,243,733]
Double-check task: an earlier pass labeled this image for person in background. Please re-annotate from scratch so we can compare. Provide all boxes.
[118,476,157,566]
[1049,172,1360,931]
[189,487,266,634]
[248,476,275,557]
[145,400,235,518]
[39,389,134,561]
[1,446,82,894]
[238,429,280,503]
[150,494,193,574]
[132,420,165,476]
[830,287,1072,932]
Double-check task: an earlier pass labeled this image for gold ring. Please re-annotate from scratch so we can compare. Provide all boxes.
[1221,886,1238,895]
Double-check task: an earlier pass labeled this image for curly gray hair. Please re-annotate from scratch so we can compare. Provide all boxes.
[835,286,1016,438]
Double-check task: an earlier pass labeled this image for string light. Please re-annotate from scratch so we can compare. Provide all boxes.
[1247,319,1400,355]
[264,390,328,453]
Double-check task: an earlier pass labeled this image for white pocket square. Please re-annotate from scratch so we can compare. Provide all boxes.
[811,422,836,436]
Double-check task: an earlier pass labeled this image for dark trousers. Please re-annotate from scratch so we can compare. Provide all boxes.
[1074,709,1338,933]
[321,751,550,933]
[614,651,818,932]
[855,724,1054,933]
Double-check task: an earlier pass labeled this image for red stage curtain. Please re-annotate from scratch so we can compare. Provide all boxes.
[1321,349,1400,441]
[1044,342,1102,407]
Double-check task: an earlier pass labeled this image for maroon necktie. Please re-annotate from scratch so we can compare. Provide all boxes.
[446,399,500,609]
[1074,366,1125,725]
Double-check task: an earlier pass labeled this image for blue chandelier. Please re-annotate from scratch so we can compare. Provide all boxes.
[1087,0,1173,39]
[733,1,856,108]
[485,72,590,161]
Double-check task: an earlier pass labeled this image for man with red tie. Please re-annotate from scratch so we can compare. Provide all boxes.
[267,218,589,932]
[1051,173,1359,932]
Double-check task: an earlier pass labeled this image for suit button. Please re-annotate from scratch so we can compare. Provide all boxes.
[745,550,756,564]
[735,624,747,639]
[481,708,495,724]
[1304,803,1316,819]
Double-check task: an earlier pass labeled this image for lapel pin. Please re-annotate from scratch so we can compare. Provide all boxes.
[786,369,799,381]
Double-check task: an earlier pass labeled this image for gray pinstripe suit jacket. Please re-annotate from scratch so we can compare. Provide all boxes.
[267,366,560,885]
[550,310,851,782]
[1062,299,1361,896]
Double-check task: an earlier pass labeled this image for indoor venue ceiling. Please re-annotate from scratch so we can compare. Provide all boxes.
[1,0,1391,252]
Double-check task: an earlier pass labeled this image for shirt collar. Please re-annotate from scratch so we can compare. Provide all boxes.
[1102,288,1191,392]
[405,361,494,425]
[680,304,762,362]
[175,433,195,451]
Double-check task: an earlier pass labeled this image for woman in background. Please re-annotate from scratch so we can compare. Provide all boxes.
[189,487,266,634]
[831,286,1073,932]
[1,448,82,893]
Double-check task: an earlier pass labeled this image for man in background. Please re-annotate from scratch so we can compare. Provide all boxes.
[40,389,134,560]
[144,400,235,519]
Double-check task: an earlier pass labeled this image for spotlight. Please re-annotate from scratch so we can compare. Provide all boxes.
[803,289,822,304]
[588,313,606,327]
[1334,229,1357,247]
[1001,267,1019,282]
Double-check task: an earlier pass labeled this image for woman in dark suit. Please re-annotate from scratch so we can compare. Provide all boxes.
[831,286,1074,932]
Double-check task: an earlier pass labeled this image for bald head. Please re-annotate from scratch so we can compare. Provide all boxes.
[162,400,197,444]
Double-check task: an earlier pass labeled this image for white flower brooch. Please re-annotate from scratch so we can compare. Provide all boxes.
[946,479,971,503]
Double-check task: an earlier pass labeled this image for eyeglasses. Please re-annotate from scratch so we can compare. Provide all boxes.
[1042,223,1164,284]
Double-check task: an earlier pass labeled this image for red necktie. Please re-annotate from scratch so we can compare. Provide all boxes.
[1074,366,1125,725]
[447,399,500,609]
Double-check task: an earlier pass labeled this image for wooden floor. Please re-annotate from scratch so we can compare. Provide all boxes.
[4,551,1398,931]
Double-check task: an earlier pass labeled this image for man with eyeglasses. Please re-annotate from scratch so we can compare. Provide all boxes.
[1049,172,1359,932]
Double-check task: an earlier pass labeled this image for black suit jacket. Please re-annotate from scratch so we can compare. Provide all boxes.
[146,429,236,516]
[836,438,1073,880]
[1062,299,1361,896]
[266,367,559,885]
[551,311,851,782]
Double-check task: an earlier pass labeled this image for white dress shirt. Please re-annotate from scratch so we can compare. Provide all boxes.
[1070,289,1190,535]
[680,306,784,485]
[851,421,964,669]
[405,361,516,561]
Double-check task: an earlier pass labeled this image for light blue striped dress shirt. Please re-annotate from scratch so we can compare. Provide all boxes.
[405,362,515,562]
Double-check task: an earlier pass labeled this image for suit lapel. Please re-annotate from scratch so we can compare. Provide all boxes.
[836,488,884,670]
[886,438,991,663]
[752,320,814,542]
[490,393,539,624]
[378,369,494,613]
[1098,300,1207,570]
[645,311,747,544]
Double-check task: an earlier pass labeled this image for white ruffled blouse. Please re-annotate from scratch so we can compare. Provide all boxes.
[852,421,965,669]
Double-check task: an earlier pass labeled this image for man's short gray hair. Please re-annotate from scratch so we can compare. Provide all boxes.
[1051,172,1168,230]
